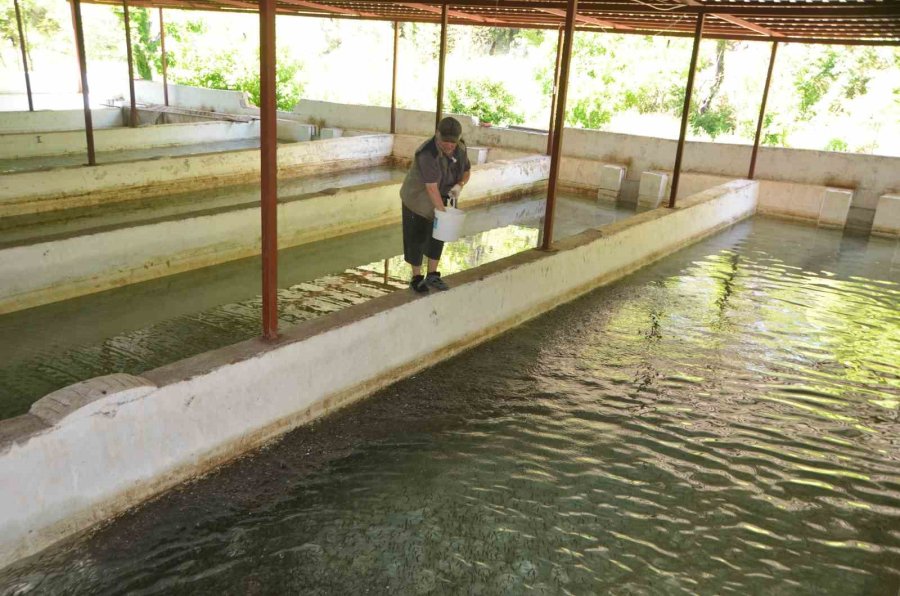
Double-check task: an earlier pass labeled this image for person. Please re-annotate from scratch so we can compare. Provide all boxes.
[399,116,471,293]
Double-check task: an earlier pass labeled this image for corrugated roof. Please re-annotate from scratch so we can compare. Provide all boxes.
[86,0,900,45]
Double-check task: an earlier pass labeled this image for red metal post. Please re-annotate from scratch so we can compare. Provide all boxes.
[69,0,82,93]
[546,26,563,156]
[669,12,705,209]
[435,2,448,130]
[260,0,279,340]
[13,0,33,112]
[748,41,778,180]
[72,0,95,166]
[390,21,399,134]
[541,0,577,251]
[123,1,138,128]
[159,8,169,107]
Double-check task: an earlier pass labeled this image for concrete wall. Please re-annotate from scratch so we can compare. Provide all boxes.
[0,156,549,314]
[133,81,296,121]
[0,178,758,569]
[133,80,258,116]
[294,99,479,141]
[0,134,394,218]
[307,100,899,230]
[0,121,261,159]
[0,108,122,134]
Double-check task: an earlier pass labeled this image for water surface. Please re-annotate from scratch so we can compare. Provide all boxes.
[2,217,898,594]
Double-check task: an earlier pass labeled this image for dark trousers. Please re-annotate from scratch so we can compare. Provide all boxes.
[402,203,446,267]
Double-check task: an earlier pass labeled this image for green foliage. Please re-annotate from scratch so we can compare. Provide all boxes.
[689,100,737,139]
[794,48,839,120]
[115,7,156,80]
[471,27,521,55]
[824,138,849,152]
[447,79,524,125]
[566,97,612,130]
[0,0,60,65]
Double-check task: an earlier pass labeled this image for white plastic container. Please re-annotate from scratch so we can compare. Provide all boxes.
[432,207,466,242]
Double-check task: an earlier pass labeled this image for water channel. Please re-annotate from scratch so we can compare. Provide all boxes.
[2,217,898,594]
[0,190,629,419]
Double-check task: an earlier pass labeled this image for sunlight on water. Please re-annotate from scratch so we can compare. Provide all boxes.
[2,217,898,595]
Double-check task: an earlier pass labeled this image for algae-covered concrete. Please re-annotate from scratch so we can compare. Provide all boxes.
[0,178,757,569]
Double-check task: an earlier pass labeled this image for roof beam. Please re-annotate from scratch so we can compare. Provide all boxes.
[671,0,783,38]
[406,2,507,25]
[537,7,632,31]
[280,0,381,17]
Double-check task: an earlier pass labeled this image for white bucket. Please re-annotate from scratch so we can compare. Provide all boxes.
[432,207,466,242]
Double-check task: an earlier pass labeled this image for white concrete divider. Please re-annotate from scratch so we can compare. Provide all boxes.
[0,134,394,218]
[0,156,550,314]
[0,178,757,569]
[871,194,900,238]
[0,108,123,134]
[0,121,261,159]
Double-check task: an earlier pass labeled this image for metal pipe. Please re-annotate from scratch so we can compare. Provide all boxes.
[72,0,96,166]
[541,0,577,251]
[546,25,563,156]
[390,21,399,134]
[668,12,705,209]
[159,8,169,107]
[13,0,34,112]
[123,1,138,127]
[260,0,279,340]
[748,41,778,180]
[435,2,448,130]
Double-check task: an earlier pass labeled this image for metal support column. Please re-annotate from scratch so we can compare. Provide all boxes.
[260,0,279,340]
[68,0,82,93]
[668,12,705,209]
[546,26,563,156]
[13,0,33,112]
[123,1,138,128]
[72,0,95,165]
[159,8,169,107]
[748,41,778,180]
[541,0,577,251]
[435,2,449,130]
[390,21,399,134]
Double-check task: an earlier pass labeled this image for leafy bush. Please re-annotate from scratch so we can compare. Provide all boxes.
[566,97,613,129]
[824,138,849,152]
[447,79,524,126]
[174,49,303,112]
[689,100,737,139]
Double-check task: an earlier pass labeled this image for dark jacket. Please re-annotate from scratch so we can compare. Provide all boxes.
[399,136,470,220]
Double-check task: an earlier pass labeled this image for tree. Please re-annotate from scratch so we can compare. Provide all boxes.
[447,79,524,125]
[0,0,60,67]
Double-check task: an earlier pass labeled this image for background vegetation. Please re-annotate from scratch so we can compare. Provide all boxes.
[1,1,897,155]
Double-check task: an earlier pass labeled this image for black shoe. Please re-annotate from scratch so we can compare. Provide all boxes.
[425,271,450,291]
[410,274,429,293]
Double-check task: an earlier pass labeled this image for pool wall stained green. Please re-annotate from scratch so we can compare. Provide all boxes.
[0,179,757,570]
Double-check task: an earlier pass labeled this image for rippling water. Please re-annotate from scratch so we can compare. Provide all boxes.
[2,217,898,594]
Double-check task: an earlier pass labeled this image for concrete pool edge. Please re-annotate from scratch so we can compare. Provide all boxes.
[0,156,549,315]
[0,179,758,570]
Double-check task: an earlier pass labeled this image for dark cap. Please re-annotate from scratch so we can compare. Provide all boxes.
[437,117,462,143]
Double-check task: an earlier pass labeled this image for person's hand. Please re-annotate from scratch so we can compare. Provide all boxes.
[435,204,447,212]
[448,183,463,205]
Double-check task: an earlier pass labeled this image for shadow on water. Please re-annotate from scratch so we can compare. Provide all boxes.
[2,217,899,594]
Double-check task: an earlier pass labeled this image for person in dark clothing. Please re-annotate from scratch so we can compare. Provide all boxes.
[399,116,471,293]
